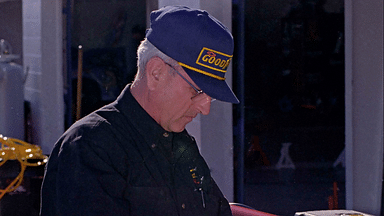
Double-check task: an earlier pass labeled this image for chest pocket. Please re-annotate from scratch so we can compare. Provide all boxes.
[123,160,178,215]
[124,186,178,216]
[127,162,162,187]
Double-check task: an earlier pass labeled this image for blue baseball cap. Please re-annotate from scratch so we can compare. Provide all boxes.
[146,5,239,104]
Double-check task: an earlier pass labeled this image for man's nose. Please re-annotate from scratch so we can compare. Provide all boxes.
[195,94,212,115]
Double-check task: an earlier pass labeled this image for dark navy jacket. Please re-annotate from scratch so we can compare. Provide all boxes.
[40,85,232,216]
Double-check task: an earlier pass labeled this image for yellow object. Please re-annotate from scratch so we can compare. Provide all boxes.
[0,134,48,199]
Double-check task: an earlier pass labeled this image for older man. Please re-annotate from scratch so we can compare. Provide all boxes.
[40,5,239,216]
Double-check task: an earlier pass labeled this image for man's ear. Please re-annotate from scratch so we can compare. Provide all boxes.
[145,57,166,90]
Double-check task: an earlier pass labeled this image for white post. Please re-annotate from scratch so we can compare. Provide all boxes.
[22,0,64,153]
[345,0,383,214]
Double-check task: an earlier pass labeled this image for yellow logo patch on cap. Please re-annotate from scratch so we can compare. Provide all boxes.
[196,47,232,73]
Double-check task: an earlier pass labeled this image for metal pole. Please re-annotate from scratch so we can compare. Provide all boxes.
[76,45,83,120]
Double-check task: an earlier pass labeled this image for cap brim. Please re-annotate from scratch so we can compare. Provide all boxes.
[182,66,240,104]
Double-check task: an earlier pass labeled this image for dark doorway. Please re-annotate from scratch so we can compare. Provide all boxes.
[232,0,345,215]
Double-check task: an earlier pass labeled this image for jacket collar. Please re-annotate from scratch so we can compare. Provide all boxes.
[114,84,170,147]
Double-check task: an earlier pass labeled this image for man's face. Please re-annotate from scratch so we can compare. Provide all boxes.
[156,63,212,132]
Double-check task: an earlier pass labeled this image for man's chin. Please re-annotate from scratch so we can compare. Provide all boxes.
[168,122,188,133]
[170,125,186,133]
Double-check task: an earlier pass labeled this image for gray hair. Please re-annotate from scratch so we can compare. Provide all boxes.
[135,38,176,81]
